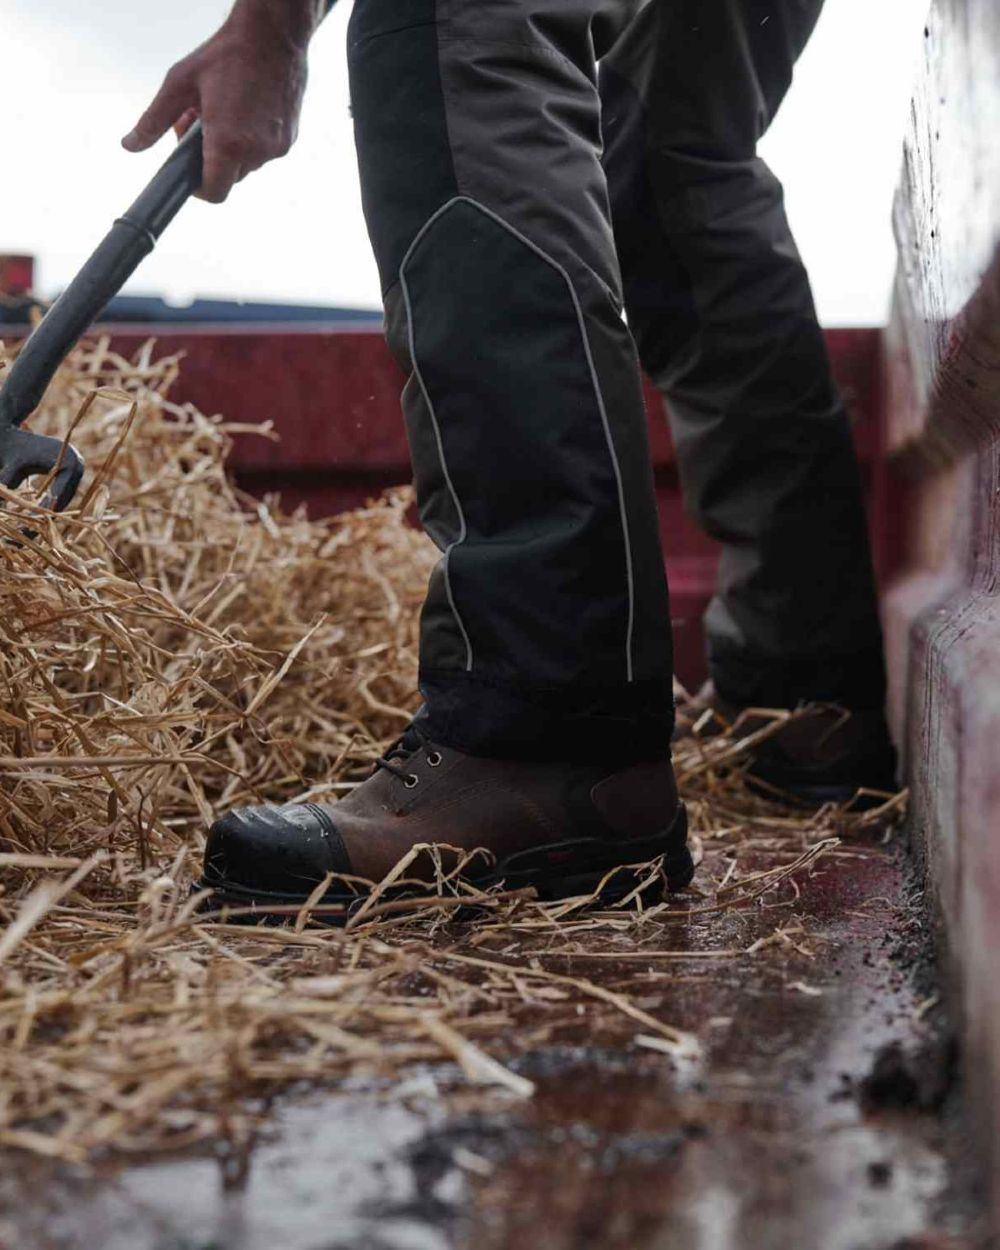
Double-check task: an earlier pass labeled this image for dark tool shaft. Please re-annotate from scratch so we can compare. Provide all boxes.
[0,122,203,433]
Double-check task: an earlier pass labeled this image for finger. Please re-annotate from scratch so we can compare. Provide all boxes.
[173,107,200,140]
[197,137,244,203]
[122,68,195,152]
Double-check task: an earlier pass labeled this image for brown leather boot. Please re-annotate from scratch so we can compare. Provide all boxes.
[200,722,694,922]
[673,682,898,804]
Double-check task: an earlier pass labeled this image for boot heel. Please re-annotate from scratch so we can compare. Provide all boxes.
[659,799,694,891]
[493,802,695,904]
[663,842,696,892]
[536,810,695,903]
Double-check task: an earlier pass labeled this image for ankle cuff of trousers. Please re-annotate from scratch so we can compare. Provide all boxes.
[419,668,675,763]
[710,644,888,712]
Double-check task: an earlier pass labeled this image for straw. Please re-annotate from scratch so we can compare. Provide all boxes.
[0,336,905,1162]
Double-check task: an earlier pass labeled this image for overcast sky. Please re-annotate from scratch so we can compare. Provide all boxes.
[2,0,925,324]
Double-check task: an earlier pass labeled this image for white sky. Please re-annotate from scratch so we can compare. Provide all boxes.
[2,0,925,324]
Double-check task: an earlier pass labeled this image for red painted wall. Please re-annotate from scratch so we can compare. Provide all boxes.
[71,322,899,692]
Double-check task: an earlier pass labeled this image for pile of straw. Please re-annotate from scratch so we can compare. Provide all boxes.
[0,339,903,1163]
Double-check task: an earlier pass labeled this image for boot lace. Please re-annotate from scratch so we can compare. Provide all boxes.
[374,722,440,788]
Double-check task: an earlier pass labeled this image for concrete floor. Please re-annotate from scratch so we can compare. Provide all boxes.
[0,831,989,1250]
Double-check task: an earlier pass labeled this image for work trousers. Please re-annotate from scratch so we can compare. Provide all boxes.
[347,0,887,763]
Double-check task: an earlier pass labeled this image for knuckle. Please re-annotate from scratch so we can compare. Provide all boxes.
[205,118,295,166]
[214,129,252,158]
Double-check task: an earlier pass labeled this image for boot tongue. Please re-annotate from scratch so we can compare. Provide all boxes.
[384,723,423,762]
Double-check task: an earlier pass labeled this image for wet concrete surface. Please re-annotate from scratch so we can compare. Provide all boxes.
[0,833,989,1250]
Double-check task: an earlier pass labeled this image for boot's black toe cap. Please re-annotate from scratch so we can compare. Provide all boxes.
[205,804,350,895]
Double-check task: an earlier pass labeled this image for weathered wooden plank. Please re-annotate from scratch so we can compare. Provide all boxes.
[883,0,1000,1227]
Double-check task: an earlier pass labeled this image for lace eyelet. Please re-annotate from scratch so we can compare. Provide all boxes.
[426,751,443,767]
[405,774,419,789]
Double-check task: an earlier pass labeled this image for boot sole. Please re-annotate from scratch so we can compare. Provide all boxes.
[195,803,694,926]
[745,765,900,809]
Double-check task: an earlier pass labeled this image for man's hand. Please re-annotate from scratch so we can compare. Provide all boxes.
[122,1,325,203]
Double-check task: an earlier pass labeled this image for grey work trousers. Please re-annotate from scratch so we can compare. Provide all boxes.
[347,0,886,762]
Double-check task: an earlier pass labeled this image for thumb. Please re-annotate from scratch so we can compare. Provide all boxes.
[122,70,195,152]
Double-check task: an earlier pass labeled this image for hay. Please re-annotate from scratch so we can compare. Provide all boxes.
[0,337,905,1163]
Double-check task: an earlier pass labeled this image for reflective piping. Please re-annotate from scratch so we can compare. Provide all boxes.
[400,195,638,684]
[453,196,637,683]
[399,207,474,672]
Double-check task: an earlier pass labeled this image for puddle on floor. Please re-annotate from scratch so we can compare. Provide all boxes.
[0,837,988,1250]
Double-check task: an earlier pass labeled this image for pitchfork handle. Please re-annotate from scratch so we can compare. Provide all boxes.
[0,122,204,434]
